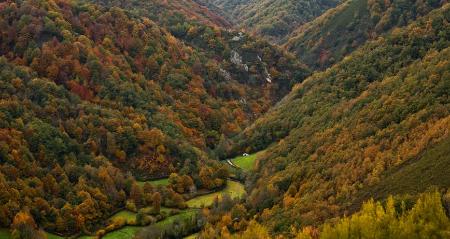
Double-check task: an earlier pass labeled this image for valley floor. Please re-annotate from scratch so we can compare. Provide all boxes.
[0,163,251,239]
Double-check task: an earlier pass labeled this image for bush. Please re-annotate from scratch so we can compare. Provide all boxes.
[126,201,137,212]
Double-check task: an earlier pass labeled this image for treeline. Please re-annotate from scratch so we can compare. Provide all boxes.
[296,191,450,239]
[199,191,450,238]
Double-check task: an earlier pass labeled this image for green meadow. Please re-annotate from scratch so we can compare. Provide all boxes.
[230,152,262,171]
[186,180,245,208]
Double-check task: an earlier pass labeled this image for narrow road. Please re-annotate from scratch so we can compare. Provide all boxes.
[226,159,239,169]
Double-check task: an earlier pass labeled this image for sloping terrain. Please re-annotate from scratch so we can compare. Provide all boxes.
[228,4,450,233]
[2,0,450,238]
[0,0,308,235]
[93,0,232,28]
[196,0,340,43]
[285,0,444,69]
[353,136,450,207]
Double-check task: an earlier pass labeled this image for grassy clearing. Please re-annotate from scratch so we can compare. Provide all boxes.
[46,233,63,239]
[137,178,169,187]
[230,153,258,171]
[101,226,141,239]
[155,209,198,229]
[78,235,95,239]
[97,207,196,238]
[102,210,198,239]
[1,178,238,239]
[186,181,245,208]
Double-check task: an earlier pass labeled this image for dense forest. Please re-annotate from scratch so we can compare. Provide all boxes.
[195,0,341,43]
[0,0,307,236]
[91,0,232,28]
[0,0,449,238]
[198,190,450,238]
[225,2,450,235]
[285,0,445,69]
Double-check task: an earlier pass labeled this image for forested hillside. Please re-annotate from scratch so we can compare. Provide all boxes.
[0,0,308,236]
[1,0,450,238]
[224,3,450,234]
[91,0,232,28]
[285,0,444,69]
[296,191,450,239]
[196,0,340,43]
[223,191,450,238]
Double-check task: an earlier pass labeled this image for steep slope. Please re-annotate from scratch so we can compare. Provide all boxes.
[352,136,450,209]
[86,0,311,102]
[93,0,232,28]
[0,0,308,235]
[196,0,340,43]
[228,4,450,233]
[285,0,444,69]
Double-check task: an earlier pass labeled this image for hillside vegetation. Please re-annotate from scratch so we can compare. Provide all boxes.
[0,0,309,236]
[196,0,340,43]
[285,0,444,69]
[229,191,450,239]
[91,0,232,28]
[352,136,450,209]
[1,0,450,238]
[308,191,450,239]
[227,4,450,233]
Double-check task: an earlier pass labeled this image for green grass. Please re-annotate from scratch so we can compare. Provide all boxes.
[1,178,238,239]
[0,228,10,239]
[0,209,200,239]
[186,180,245,208]
[154,209,198,228]
[230,153,258,171]
[101,226,141,239]
[110,210,136,223]
[137,178,169,187]
[83,207,195,239]
[0,208,193,239]
[46,233,63,239]
[100,210,198,239]
[77,236,95,239]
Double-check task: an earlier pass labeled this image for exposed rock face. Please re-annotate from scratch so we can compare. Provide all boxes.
[230,50,243,65]
[230,50,248,71]
[231,32,244,41]
[219,68,232,80]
